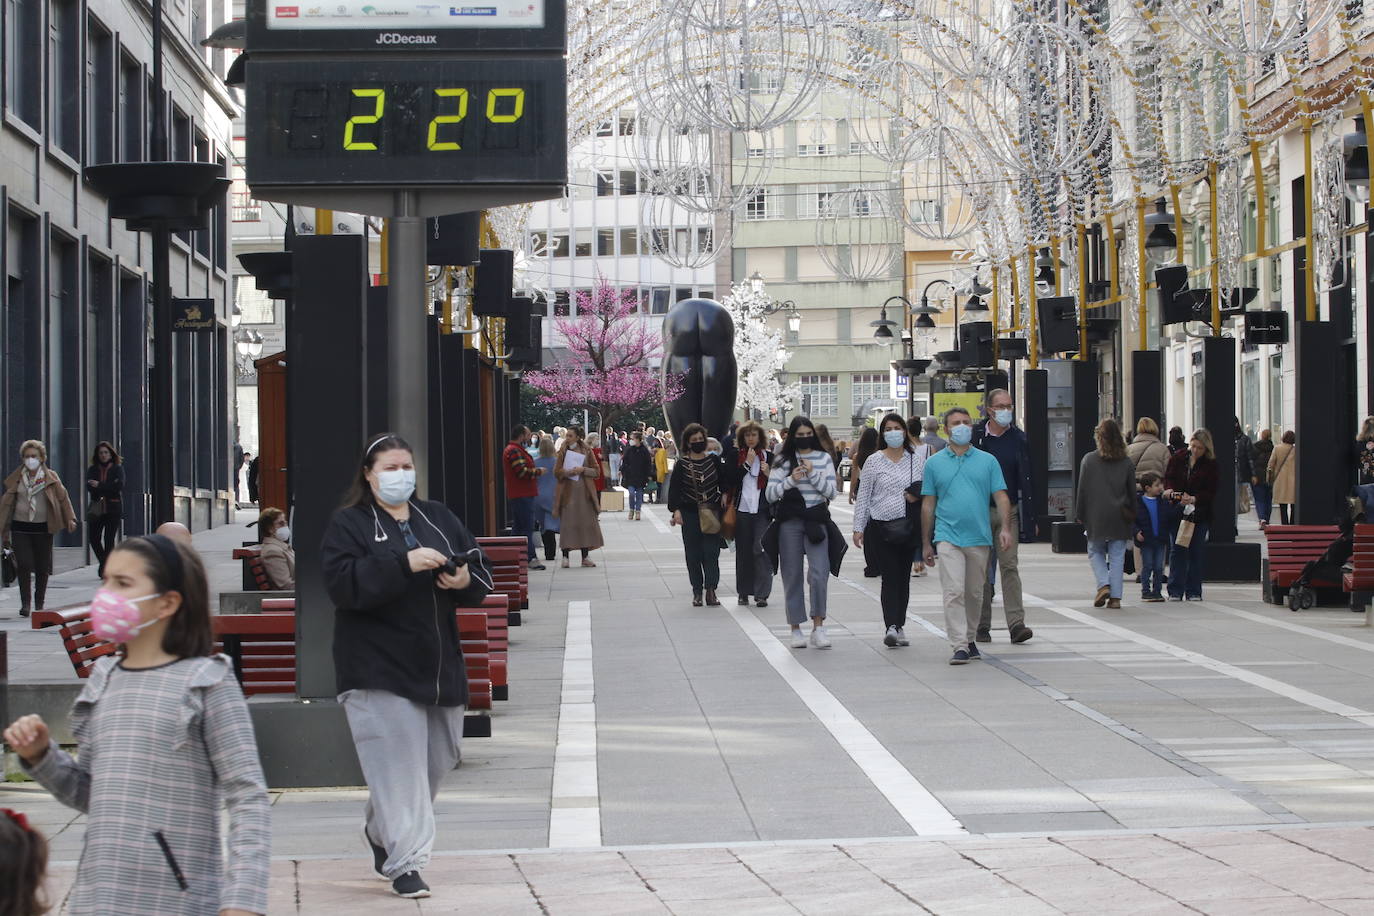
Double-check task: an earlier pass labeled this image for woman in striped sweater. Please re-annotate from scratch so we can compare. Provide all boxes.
[766,416,839,648]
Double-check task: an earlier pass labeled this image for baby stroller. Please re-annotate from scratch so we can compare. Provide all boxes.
[1286,502,1362,611]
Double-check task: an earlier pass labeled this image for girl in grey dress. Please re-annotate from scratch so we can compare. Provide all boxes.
[4,535,270,916]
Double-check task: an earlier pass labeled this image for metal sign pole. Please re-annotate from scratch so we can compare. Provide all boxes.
[388,190,428,488]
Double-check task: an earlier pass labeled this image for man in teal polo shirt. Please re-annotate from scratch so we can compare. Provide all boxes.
[921,407,1014,665]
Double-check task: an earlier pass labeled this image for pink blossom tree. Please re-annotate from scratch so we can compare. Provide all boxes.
[524,279,684,433]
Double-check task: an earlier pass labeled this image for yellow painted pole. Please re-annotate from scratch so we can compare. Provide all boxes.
[1027,243,1039,370]
[1009,254,1022,330]
[991,264,1001,364]
[1209,161,1222,334]
[440,269,452,335]
[316,209,333,235]
[1169,185,1185,267]
[1136,199,1148,352]
[1052,236,1063,296]
[1076,224,1089,360]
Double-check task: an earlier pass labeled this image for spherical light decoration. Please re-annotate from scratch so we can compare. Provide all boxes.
[633,94,774,215]
[814,187,902,281]
[1158,0,1337,59]
[640,193,732,269]
[898,126,981,241]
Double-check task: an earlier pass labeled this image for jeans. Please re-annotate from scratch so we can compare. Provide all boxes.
[935,543,989,651]
[680,508,721,593]
[1168,522,1210,598]
[734,509,772,600]
[1252,483,1273,524]
[1087,538,1129,599]
[509,496,537,560]
[627,487,643,512]
[1139,542,1166,596]
[778,518,829,625]
[609,453,621,485]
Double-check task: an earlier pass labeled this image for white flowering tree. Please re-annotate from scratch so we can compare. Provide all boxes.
[720,281,801,419]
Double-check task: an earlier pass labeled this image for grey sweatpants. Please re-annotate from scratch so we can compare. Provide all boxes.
[340,688,465,878]
[778,517,829,625]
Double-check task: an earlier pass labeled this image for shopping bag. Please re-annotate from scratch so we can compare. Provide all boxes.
[1175,519,1196,548]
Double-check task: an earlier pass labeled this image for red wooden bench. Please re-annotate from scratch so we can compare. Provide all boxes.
[231,547,272,591]
[1263,525,1341,605]
[477,537,529,626]
[30,608,117,677]
[1344,524,1374,611]
[212,612,297,695]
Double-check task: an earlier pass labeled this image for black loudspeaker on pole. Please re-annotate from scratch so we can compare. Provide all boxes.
[1023,369,1050,540]
[1130,350,1163,434]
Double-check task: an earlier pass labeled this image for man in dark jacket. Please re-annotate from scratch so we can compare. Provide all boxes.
[1234,419,1254,518]
[970,389,1035,644]
[619,430,654,520]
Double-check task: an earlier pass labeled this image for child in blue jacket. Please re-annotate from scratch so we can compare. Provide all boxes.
[1134,472,1173,602]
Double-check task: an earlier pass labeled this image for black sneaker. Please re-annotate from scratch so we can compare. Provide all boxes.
[966,642,982,660]
[391,871,430,899]
[975,628,992,643]
[755,599,768,608]
[949,648,970,665]
[361,824,387,880]
[1009,624,1033,644]
[738,596,750,606]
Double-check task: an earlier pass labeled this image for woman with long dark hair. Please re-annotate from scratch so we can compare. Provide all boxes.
[554,426,604,567]
[320,433,493,898]
[1164,428,1220,600]
[852,414,928,647]
[766,416,840,648]
[86,440,125,577]
[848,427,881,577]
[1076,419,1137,609]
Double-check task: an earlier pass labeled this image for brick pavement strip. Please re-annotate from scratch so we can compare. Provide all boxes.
[28,829,1374,913]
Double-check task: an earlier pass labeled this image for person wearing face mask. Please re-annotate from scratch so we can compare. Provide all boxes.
[85,440,126,578]
[619,431,653,520]
[554,427,604,567]
[3,534,271,916]
[256,507,295,590]
[320,433,493,899]
[970,389,1036,645]
[764,416,844,648]
[668,423,737,606]
[852,414,930,648]
[1,439,78,617]
[730,421,774,608]
[921,408,1015,665]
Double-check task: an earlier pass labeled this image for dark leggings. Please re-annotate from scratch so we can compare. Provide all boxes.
[1279,504,1292,525]
[562,548,589,560]
[90,513,121,573]
[11,529,54,609]
[542,530,557,560]
[869,518,920,629]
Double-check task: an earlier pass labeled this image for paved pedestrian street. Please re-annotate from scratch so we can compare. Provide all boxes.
[7,504,1374,912]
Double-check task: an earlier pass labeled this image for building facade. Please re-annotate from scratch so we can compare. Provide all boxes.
[2,0,239,538]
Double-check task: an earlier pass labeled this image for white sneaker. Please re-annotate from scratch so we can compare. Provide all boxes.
[790,629,807,649]
[809,626,832,649]
[895,627,910,647]
[883,626,899,648]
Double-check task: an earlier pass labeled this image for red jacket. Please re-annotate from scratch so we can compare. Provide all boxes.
[503,442,539,499]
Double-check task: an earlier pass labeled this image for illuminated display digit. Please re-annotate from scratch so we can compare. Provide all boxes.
[427,88,469,151]
[342,89,386,151]
[486,88,526,124]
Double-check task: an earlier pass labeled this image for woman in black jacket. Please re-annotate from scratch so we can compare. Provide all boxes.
[619,430,653,520]
[85,441,125,577]
[320,432,492,900]
[668,423,737,606]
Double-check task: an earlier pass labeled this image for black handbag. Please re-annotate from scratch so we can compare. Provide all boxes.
[87,497,108,522]
[875,452,921,545]
[2,546,16,587]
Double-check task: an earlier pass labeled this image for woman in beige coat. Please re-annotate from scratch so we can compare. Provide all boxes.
[1268,431,1297,525]
[1126,418,1170,481]
[553,427,604,567]
[0,439,78,616]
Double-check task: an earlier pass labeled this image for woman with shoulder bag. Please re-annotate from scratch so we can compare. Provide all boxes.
[729,421,773,608]
[668,424,736,607]
[1268,431,1297,525]
[1076,419,1138,609]
[852,414,930,648]
[0,440,78,616]
[85,440,125,577]
[848,427,881,577]
[1164,428,1221,600]
[553,427,604,567]
[765,416,840,648]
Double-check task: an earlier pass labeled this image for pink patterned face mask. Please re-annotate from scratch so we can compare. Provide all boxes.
[90,588,163,643]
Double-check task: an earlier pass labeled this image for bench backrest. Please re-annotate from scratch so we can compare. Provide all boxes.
[231,547,272,591]
[30,608,117,678]
[1263,525,1341,567]
[212,613,297,695]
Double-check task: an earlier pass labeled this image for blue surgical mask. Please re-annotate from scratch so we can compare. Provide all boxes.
[993,409,1014,427]
[374,468,416,506]
[949,425,973,446]
[883,430,906,449]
